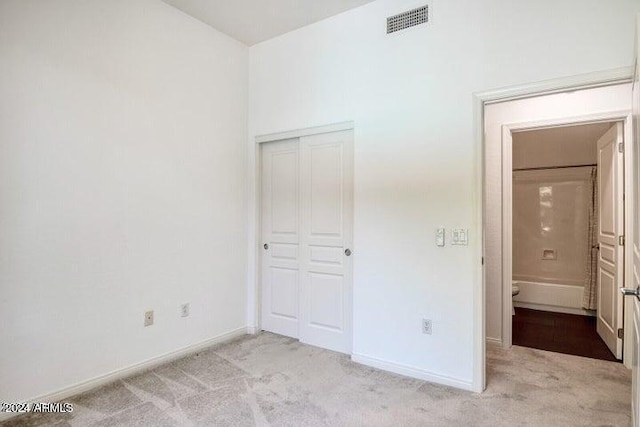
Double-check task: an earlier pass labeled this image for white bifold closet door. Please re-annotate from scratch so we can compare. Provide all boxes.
[261,130,353,354]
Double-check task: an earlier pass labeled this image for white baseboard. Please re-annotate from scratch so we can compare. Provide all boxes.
[486,337,503,348]
[351,352,474,392]
[0,327,250,423]
[246,326,260,334]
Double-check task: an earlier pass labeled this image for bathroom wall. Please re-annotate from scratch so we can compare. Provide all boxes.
[512,167,593,313]
[513,166,593,286]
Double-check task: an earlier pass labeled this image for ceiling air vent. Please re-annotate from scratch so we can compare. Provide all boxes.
[386,5,428,34]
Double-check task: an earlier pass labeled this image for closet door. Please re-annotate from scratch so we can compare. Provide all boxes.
[261,139,300,338]
[299,130,353,353]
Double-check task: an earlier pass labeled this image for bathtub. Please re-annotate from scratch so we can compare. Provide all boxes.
[511,280,594,316]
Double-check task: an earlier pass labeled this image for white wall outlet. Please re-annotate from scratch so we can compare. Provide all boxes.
[144,310,154,327]
[451,229,469,245]
[422,318,432,335]
[181,303,190,317]
[436,228,445,247]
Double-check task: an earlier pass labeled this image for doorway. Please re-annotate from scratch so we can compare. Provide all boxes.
[480,81,634,380]
[509,121,623,361]
[258,127,354,354]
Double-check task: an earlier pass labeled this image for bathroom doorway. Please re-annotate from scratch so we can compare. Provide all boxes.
[510,122,623,362]
[482,82,634,368]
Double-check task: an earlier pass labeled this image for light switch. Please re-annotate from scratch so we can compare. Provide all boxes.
[451,229,469,245]
[436,228,445,247]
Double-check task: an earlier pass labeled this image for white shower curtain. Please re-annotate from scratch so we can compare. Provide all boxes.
[583,167,598,311]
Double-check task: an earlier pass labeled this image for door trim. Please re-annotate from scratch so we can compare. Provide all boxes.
[473,66,633,393]
[253,122,355,341]
[255,121,354,144]
[481,67,633,105]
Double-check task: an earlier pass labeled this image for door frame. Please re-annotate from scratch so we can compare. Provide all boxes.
[500,113,631,352]
[252,121,355,338]
[473,66,634,392]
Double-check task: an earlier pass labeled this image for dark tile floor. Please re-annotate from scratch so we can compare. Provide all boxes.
[512,307,619,362]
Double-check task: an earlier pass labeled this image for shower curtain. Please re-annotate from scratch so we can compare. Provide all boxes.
[583,167,598,310]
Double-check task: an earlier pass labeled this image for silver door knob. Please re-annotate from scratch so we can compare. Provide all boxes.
[263,243,269,250]
[620,287,640,299]
[344,248,352,256]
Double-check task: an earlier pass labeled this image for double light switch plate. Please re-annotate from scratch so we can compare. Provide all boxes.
[451,229,469,245]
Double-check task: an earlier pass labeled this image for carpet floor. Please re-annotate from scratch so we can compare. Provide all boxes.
[2,332,631,426]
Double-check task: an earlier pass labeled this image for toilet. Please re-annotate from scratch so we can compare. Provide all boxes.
[512,281,520,315]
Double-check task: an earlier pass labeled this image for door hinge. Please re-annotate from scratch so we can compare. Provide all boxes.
[618,142,624,153]
[618,328,624,339]
[619,235,625,246]
[481,257,484,265]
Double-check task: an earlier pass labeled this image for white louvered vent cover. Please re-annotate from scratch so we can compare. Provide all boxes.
[386,5,428,34]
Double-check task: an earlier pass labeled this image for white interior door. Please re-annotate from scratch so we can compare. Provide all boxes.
[260,129,354,354]
[629,16,640,425]
[261,139,300,338]
[299,130,354,353]
[596,122,624,359]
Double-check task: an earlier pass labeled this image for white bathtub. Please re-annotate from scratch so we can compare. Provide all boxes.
[512,280,594,316]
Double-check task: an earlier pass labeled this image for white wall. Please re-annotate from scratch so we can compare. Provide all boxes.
[248,0,639,388]
[0,0,248,402]
[485,84,632,344]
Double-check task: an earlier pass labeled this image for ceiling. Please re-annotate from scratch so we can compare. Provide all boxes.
[513,122,614,149]
[162,0,377,46]
[512,122,615,170]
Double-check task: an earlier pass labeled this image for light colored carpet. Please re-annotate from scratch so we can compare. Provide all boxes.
[2,332,631,426]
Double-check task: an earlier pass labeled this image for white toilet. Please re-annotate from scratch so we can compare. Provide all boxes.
[512,281,520,315]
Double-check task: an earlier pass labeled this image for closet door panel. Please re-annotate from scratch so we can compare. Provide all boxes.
[261,139,300,338]
[299,130,353,353]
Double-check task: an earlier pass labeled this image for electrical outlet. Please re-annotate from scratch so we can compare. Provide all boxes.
[181,303,190,318]
[422,319,432,335]
[144,310,154,327]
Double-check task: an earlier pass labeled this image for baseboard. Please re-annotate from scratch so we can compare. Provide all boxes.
[0,327,250,423]
[246,326,260,334]
[485,337,503,347]
[351,352,474,392]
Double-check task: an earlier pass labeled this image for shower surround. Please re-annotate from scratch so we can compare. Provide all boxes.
[512,166,594,314]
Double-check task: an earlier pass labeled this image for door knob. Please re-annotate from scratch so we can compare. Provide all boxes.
[263,243,269,250]
[620,287,640,300]
[344,248,352,256]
